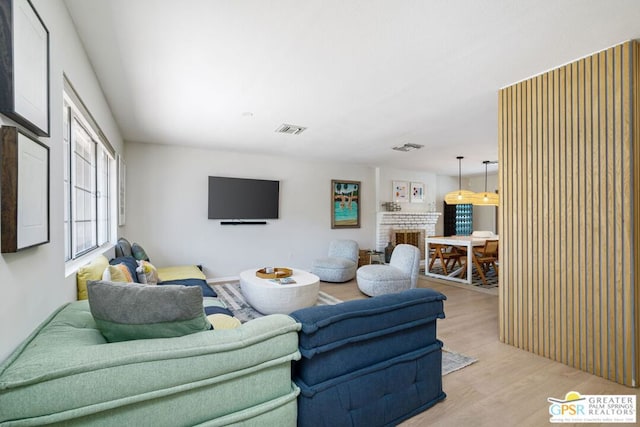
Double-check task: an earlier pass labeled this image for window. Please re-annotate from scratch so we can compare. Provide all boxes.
[63,82,116,261]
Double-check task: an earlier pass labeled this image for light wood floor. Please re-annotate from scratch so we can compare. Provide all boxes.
[320,277,639,427]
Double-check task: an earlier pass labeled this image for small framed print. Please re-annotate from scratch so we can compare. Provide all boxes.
[392,180,409,202]
[410,182,425,203]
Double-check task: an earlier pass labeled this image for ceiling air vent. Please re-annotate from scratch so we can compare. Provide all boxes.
[392,143,424,152]
[275,124,307,135]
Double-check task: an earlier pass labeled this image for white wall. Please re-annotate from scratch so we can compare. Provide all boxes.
[435,175,458,235]
[376,167,437,213]
[468,172,498,233]
[124,142,376,278]
[0,0,123,361]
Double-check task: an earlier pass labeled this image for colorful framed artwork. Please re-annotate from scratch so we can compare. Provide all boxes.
[331,180,360,229]
[0,0,50,136]
[1,126,50,252]
[392,180,409,202]
[410,182,425,203]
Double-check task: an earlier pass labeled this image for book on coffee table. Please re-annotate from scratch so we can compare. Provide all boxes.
[269,277,297,285]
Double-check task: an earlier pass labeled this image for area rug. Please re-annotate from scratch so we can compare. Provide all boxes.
[212,282,478,376]
[212,282,342,322]
[425,259,499,288]
[442,348,477,376]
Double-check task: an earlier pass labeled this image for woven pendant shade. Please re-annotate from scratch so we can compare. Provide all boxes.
[471,160,499,206]
[444,156,475,205]
[444,189,476,204]
[471,191,499,206]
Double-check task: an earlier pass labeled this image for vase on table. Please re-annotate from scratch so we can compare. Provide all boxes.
[384,242,395,263]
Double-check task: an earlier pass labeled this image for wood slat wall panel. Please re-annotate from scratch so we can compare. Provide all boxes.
[634,42,640,388]
[498,41,638,387]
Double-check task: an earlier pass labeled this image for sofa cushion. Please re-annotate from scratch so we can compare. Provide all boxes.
[0,300,301,426]
[313,257,356,269]
[76,255,109,300]
[157,265,206,281]
[291,288,445,352]
[290,288,446,386]
[87,280,211,342]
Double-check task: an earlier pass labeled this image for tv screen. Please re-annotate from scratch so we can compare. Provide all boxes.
[208,176,280,220]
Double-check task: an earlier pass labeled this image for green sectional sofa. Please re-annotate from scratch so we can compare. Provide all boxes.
[0,301,301,426]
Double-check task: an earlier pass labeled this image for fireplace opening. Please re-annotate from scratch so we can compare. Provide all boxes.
[391,229,425,260]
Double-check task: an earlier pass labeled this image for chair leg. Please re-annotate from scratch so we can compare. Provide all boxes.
[428,248,439,270]
[473,255,488,286]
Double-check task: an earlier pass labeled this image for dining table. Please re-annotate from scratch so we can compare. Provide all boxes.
[425,235,499,284]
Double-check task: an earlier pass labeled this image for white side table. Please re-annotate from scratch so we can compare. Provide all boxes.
[239,268,320,314]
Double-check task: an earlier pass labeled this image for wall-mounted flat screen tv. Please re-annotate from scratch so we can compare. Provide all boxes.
[208,176,280,220]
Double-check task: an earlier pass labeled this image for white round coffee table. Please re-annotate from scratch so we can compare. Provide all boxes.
[239,268,320,314]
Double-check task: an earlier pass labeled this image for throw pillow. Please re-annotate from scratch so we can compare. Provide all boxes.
[76,255,109,300]
[115,237,133,258]
[87,280,211,343]
[131,243,150,261]
[102,264,134,282]
[207,314,241,330]
[109,256,139,282]
[136,260,159,285]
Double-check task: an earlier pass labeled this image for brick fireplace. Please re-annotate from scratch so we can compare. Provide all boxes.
[376,212,440,260]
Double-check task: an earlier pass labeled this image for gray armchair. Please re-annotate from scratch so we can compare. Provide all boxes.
[311,239,359,283]
[357,244,421,296]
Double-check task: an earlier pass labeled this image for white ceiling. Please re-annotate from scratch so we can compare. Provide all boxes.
[64,0,640,176]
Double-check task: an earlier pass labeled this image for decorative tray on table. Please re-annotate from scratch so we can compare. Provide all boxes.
[255,267,293,279]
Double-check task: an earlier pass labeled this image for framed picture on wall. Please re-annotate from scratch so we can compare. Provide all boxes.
[331,180,360,229]
[392,180,409,202]
[410,182,425,203]
[1,126,50,252]
[0,0,50,136]
[118,155,126,226]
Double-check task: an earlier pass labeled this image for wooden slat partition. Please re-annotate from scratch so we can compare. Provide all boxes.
[498,41,638,387]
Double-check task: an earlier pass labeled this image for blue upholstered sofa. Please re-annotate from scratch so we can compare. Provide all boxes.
[0,288,446,426]
[290,288,447,426]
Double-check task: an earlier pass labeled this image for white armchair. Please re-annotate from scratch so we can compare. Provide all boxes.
[311,240,359,283]
[356,244,421,296]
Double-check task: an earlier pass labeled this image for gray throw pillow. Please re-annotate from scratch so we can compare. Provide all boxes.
[87,280,211,342]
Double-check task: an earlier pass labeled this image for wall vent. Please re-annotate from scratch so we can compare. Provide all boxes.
[392,143,424,152]
[275,124,307,135]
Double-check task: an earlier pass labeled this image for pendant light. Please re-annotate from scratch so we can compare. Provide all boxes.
[471,160,499,206]
[444,156,475,204]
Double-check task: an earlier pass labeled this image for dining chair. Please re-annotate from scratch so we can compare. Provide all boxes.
[428,239,463,275]
[472,239,499,286]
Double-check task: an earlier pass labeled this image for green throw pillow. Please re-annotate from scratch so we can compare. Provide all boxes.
[87,280,211,342]
[131,243,150,261]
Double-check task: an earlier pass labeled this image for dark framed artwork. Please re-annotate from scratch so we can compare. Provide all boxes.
[1,126,50,252]
[331,180,360,229]
[0,0,50,136]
